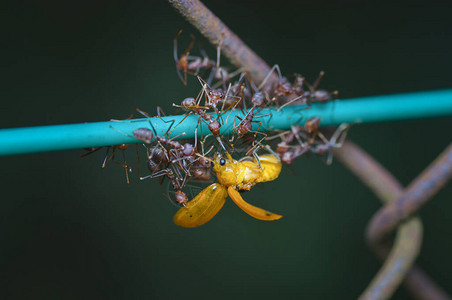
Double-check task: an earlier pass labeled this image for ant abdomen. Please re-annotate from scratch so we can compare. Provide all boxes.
[182,97,196,107]
[133,128,154,144]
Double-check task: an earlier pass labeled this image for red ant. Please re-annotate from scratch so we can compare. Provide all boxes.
[132,108,203,176]
[310,123,350,165]
[190,133,218,181]
[232,106,271,139]
[266,117,320,165]
[187,49,215,78]
[228,74,272,139]
[267,126,310,165]
[303,71,339,104]
[278,70,338,111]
[172,83,229,151]
[174,31,240,88]
[173,30,197,86]
[139,144,189,207]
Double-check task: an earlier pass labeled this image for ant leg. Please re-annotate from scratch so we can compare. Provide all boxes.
[264,130,289,141]
[206,65,215,86]
[277,94,309,112]
[227,67,245,82]
[291,126,306,147]
[170,111,192,136]
[224,97,243,126]
[258,64,283,91]
[109,125,139,142]
[121,148,130,184]
[136,108,174,138]
[173,30,187,85]
[140,169,169,181]
[317,131,330,145]
[213,34,228,90]
[250,119,267,139]
[109,114,135,122]
[220,82,231,113]
[135,144,142,180]
[193,127,198,151]
[156,106,176,137]
[245,134,267,157]
[263,144,280,159]
[246,145,262,168]
[330,124,350,147]
[311,71,325,92]
[80,147,103,158]
[216,35,223,71]
[172,150,192,177]
[110,158,131,184]
[102,147,114,168]
[232,115,243,132]
[197,116,205,143]
[216,136,227,152]
[200,133,214,156]
[173,30,182,64]
[197,76,211,106]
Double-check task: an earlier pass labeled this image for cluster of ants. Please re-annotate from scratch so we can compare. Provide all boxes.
[82,31,350,208]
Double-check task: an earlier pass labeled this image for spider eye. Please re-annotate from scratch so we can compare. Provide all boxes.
[220,158,226,166]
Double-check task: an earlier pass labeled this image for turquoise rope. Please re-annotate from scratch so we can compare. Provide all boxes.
[0,89,451,156]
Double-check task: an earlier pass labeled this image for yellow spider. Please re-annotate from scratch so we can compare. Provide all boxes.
[173,151,282,227]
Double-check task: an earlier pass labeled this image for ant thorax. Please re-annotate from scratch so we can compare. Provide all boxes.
[207,89,224,106]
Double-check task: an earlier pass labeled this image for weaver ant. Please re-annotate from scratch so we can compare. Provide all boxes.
[278,70,338,111]
[172,82,231,151]
[173,30,197,85]
[174,30,240,88]
[136,140,190,207]
[310,123,350,165]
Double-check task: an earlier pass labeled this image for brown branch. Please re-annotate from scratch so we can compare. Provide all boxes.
[367,143,452,246]
[335,141,450,300]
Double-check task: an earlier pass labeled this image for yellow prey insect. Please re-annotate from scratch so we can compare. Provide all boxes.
[173,152,282,227]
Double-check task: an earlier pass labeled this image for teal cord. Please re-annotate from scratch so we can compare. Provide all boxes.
[1,89,451,156]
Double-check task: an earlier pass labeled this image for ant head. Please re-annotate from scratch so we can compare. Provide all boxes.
[174,190,188,207]
[208,89,224,103]
[193,168,211,181]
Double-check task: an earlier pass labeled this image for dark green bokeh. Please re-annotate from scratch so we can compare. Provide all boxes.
[1,1,451,298]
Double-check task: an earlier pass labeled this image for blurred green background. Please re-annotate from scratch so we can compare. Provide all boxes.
[1,0,451,298]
